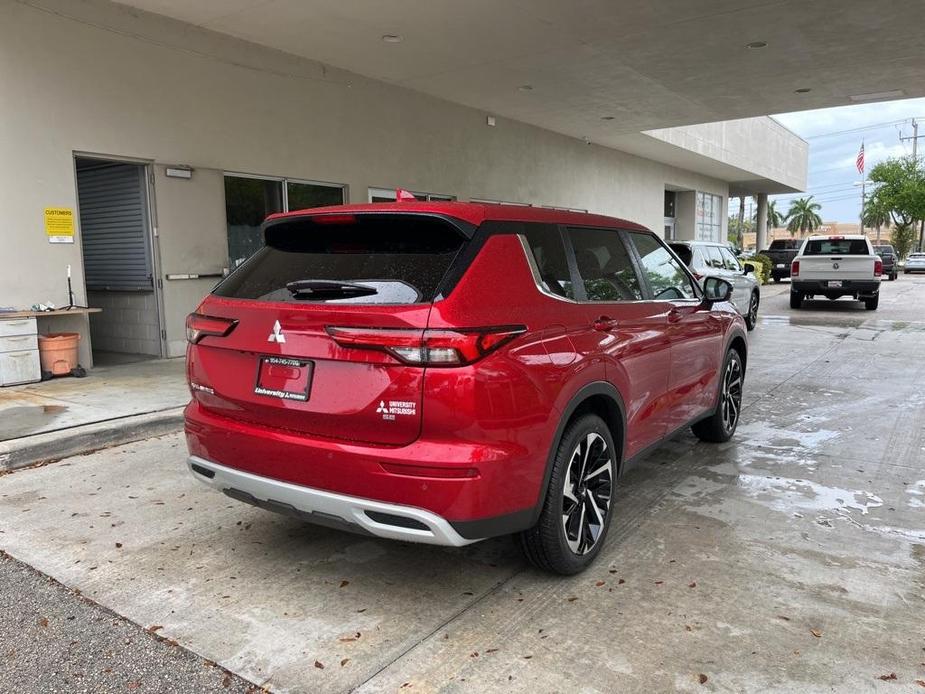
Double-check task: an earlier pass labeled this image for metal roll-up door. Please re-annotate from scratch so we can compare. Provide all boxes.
[77,163,153,291]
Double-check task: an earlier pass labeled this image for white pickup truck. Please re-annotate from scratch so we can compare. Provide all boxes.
[790,235,882,310]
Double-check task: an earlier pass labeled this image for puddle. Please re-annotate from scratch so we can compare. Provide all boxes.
[0,404,69,441]
[737,474,883,516]
[736,420,839,451]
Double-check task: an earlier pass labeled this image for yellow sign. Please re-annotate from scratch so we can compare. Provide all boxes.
[45,207,75,244]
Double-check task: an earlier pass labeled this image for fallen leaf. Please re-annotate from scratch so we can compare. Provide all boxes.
[338,637,357,643]
[115,542,123,549]
[777,615,790,621]
[523,655,533,660]
[688,582,697,588]
[685,625,693,632]
[654,581,664,585]
[145,625,163,634]
[566,596,578,602]
[485,648,498,653]
[698,673,708,684]
[877,673,897,681]
[617,579,625,585]
[339,580,349,588]
[913,679,925,687]
[608,569,617,574]
[314,660,324,670]
[222,674,232,688]
[470,652,479,658]
[595,581,605,587]
[38,617,48,628]
[810,629,822,638]
[340,658,350,667]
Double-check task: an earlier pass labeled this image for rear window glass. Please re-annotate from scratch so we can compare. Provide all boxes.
[769,240,800,250]
[213,215,467,304]
[874,246,894,254]
[802,239,869,255]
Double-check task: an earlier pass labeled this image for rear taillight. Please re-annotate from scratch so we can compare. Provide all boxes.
[791,260,800,278]
[874,258,883,276]
[186,313,237,344]
[326,326,526,366]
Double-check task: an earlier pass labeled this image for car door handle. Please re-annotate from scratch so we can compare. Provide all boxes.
[592,316,617,332]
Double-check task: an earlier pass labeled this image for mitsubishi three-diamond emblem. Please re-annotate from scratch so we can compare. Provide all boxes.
[267,320,286,343]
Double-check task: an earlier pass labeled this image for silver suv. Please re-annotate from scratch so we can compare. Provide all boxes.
[669,241,760,330]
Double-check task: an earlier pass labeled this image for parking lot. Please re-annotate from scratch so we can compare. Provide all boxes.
[1,276,924,693]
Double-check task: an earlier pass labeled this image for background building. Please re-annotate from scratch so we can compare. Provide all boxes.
[1,0,831,367]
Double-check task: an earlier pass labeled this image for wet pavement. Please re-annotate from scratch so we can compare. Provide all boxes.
[0,357,186,442]
[0,276,923,692]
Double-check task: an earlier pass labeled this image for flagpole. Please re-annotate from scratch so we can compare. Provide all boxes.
[859,140,865,236]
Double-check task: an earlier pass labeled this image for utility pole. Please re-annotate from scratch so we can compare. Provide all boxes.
[900,119,925,250]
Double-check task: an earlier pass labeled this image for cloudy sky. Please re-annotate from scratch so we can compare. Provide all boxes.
[735,97,925,224]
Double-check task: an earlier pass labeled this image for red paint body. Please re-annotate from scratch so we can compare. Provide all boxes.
[185,202,745,533]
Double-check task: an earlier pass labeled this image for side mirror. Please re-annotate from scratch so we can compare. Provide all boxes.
[702,277,733,303]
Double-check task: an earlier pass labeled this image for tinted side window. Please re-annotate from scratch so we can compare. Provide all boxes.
[568,228,643,301]
[704,245,725,269]
[720,247,741,271]
[627,232,697,300]
[521,225,575,299]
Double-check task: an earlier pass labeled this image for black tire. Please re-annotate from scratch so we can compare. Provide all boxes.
[864,295,879,310]
[691,348,744,444]
[773,276,781,284]
[789,291,802,309]
[744,291,759,331]
[519,414,616,575]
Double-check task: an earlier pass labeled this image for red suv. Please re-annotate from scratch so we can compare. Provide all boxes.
[185,202,746,574]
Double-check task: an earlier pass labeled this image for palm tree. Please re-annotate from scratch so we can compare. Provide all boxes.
[754,200,783,229]
[862,195,891,243]
[785,197,823,237]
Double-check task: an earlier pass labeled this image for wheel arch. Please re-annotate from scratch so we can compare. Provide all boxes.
[527,381,627,527]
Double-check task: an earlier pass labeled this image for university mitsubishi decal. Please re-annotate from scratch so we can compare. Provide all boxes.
[376,399,416,421]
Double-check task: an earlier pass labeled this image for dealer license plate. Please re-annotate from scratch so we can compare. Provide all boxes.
[776,263,786,268]
[254,356,313,401]
[827,280,843,288]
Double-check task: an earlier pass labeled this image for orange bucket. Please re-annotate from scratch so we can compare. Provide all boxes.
[38,332,80,376]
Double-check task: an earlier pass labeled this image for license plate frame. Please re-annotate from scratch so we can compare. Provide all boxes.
[776,263,786,269]
[254,356,313,401]
[827,280,843,288]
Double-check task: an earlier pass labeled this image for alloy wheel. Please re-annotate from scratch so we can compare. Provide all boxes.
[748,294,758,325]
[561,432,613,555]
[721,357,743,433]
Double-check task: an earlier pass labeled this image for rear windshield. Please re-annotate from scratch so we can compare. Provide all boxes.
[214,215,467,304]
[769,240,800,250]
[802,239,869,256]
[874,246,894,254]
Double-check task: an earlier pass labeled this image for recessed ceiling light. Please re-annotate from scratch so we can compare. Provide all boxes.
[601,116,615,121]
[745,41,768,49]
[849,89,906,102]
[794,87,812,94]
[381,34,403,43]
[518,84,534,92]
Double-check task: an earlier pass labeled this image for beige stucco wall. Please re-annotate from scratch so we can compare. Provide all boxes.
[1,0,734,359]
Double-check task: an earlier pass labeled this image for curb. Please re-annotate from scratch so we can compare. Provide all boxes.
[0,407,185,472]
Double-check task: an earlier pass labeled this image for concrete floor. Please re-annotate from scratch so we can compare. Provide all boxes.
[0,276,924,692]
[0,357,186,442]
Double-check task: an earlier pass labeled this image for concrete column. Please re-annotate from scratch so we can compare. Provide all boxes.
[756,193,769,252]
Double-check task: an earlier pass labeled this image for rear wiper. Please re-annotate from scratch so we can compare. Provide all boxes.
[286,279,378,298]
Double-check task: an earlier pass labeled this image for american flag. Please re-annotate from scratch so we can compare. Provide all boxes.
[856,142,865,174]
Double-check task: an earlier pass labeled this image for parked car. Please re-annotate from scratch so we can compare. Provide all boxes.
[790,235,882,310]
[184,202,747,575]
[669,240,760,331]
[904,252,925,274]
[873,245,898,281]
[763,238,803,282]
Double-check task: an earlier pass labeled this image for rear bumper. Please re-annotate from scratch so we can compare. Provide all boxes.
[188,455,478,546]
[184,401,541,542]
[792,279,880,295]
